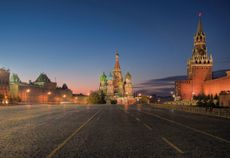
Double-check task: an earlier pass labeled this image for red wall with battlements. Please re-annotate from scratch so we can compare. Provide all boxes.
[190,65,212,96]
[176,71,230,100]
[176,80,192,100]
[203,75,230,96]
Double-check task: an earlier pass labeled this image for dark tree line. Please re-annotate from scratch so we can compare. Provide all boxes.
[193,94,219,108]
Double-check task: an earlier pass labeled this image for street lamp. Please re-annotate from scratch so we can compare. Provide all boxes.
[138,93,142,104]
[192,92,195,100]
[149,96,152,104]
[47,91,52,104]
[3,95,9,105]
[26,89,31,104]
[170,91,175,101]
[26,89,31,93]
[157,98,161,104]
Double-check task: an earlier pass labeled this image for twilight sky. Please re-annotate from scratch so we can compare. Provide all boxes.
[0,0,230,94]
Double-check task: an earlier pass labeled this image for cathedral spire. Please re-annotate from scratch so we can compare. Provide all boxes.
[197,12,203,33]
[114,49,121,71]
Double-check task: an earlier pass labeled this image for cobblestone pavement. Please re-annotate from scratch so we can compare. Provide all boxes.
[0,104,230,158]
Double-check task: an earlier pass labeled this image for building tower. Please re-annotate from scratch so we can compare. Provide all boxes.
[9,73,21,98]
[99,72,107,94]
[107,73,114,96]
[113,49,124,96]
[124,72,133,96]
[0,68,10,98]
[187,14,213,96]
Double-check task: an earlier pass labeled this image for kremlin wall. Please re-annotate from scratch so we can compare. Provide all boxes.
[175,16,230,107]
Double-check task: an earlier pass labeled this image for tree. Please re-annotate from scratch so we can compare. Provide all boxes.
[140,95,149,104]
[193,93,220,108]
[88,91,106,104]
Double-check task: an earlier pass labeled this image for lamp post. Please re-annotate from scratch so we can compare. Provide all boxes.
[138,93,142,104]
[63,94,66,102]
[3,95,9,105]
[192,92,195,100]
[47,91,52,104]
[170,91,175,101]
[149,96,152,104]
[75,97,78,104]
[26,89,31,104]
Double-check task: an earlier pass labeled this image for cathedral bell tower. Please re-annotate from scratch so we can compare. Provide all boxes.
[113,49,124,96]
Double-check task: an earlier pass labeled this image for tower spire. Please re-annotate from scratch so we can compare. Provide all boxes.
[115,48,119,56]
[113,49,123,95]
[197,12,203,33]
[114,49,120,71]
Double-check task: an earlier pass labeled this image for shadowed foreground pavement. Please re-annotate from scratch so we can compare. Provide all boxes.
[0,104,230,158]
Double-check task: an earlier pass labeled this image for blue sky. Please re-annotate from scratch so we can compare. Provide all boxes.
[0,0,230,94]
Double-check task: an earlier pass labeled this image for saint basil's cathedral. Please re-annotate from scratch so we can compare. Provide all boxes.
[99,50,135,104]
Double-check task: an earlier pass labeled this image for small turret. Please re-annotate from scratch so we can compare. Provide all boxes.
[124,72,133,96]
[125,72,132,80]
[99,72,107,94]
[106,72,114,96]
[10,73,21,84]
[100,72,107,82]
[107,72,113,81]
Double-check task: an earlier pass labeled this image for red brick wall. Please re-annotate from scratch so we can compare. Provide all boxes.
[176,65,213,100]
[191,65,212,95]
[203,76,230,96]
[176,80,192,100]
[0,69,10,97]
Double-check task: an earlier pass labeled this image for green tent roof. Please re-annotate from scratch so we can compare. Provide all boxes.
[10,73,21,83]
[35,73,51,83]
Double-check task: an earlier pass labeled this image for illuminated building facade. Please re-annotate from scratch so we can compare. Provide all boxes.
[175,15,230,100]
[99,50,135,104]
[0,68,10,103]
[10,73,73,104]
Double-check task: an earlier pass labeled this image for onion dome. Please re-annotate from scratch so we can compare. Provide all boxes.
[107,72,113,81]
[125,72,132,79]
[100,72,107,82]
